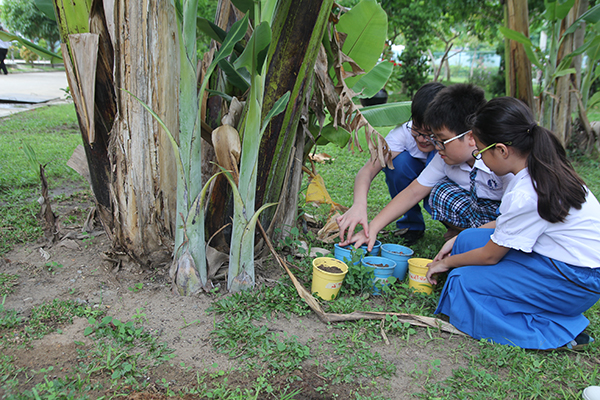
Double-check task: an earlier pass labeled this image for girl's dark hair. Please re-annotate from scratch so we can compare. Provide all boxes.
[470,97,587,223]
[411,82,445,127]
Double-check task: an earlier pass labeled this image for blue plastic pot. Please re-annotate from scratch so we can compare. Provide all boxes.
[361,256,396,295]
[334,243,365,265]
[360,240,382,256]
[380,243,414,281]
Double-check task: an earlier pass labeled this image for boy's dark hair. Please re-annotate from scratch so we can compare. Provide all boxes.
[424,83,486,135]
[471,97,586,223]
[411,82,445,128]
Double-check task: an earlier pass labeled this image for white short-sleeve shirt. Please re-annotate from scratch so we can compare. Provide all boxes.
[416,153,513,201]
[385,122,428,161]
[491,168,600,268]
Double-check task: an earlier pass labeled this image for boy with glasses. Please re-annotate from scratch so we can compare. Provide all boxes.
[336,82,445,246]
[340,83,513,250]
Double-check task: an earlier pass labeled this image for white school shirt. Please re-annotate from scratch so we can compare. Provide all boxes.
[0,39,11,50]
[384,122,428,161]
[491,168,600,268]
[416,153,513,200]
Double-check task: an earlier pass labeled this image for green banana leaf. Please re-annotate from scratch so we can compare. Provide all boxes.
[218,58,251,91]
[337,0,387,88]
[351,61,393,98]
[230,0,254,18]
[313,123,351,147]
[588,91,600,109]
[0,31,63,63]
[544,0,575,21]
[198,14,249,102]
[360,101,412,127]
[233,21,272,75]
[196,17,245,55]
[33,0,57,21]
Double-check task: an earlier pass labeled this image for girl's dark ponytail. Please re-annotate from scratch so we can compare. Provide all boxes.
[471,97,587,223]
[527,124,586,222]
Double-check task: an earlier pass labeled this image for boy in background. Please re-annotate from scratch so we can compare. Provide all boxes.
[336,82,445,246]
[340,83,513,250]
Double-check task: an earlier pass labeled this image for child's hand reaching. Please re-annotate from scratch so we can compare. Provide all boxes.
[434,236,457,261]
[426,259,451,285]
[336,206,369,243]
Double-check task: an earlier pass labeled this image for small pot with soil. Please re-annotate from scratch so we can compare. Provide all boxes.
[311,257,349,301]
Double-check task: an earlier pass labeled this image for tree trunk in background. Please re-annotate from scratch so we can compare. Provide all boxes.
[554,0,586,145]
[108,0,179,265]
[504,0,534,112]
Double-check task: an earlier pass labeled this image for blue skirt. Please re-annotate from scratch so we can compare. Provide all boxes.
[435,228,600,349]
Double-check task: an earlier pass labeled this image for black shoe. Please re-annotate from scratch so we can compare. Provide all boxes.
[394,228,424,246]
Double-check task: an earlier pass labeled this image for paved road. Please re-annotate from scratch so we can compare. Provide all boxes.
[0,71,70,118]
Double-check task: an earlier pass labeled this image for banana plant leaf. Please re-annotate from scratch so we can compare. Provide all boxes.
[198,14,249,100]
[337,0,387,88]
[218,58,251,91]
[359,101,411,128]
[313,123,351,147]
[33,0,57,21]
[233,21,272,75]
[197,17,245,55]
[0,31,63,63]
[230,0,254,18]
[544,0,576,22]
[351,61,393,98]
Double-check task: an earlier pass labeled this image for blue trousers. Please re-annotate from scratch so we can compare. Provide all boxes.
[436,228,600,349]
[383,151,431,231]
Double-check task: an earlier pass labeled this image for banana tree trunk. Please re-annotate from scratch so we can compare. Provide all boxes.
[110,0,179,264]
[554,0,583,145]
[504,0,534,112]
[55,0,179,266]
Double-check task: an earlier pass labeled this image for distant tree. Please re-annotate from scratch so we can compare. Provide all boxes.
[381,0,435,96]
[1,0,60,52]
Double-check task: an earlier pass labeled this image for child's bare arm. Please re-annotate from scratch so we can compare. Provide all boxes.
[427,240,509,284]
[337,160,384,242]
[342,179,431,249]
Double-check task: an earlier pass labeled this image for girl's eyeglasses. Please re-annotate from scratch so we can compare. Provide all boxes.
[472,141,512,160]
[428,129,470,150]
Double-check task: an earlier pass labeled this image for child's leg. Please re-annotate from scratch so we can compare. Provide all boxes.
[383,152,427,231]
[429,179,500,229]
[436,229,600,349]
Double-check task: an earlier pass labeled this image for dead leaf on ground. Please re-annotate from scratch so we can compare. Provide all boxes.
[309,152,333,163]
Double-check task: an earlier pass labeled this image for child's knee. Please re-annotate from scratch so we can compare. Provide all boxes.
[453,228,494,254]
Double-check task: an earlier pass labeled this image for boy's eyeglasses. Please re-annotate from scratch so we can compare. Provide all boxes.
[472,141,513,160]
[428,129,470,150]
[410,126,432,140]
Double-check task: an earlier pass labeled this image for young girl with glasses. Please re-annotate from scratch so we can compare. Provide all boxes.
[427,96,600,350]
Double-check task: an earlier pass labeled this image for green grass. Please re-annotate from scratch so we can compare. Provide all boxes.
[0,104,84,255]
